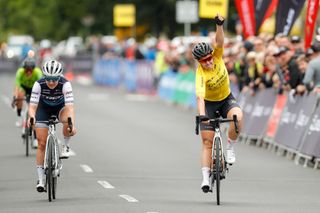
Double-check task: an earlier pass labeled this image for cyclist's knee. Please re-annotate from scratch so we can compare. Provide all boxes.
[202,139,213,148]
[37,140,46,150]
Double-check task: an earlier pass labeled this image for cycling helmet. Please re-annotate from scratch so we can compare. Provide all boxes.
[192,42,213,60]
[23,58,36,69]
[42,60,63,77]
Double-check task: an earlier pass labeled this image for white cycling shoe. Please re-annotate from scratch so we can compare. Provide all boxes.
[60,145,70,159]
[36,179,45,193]
[201,179,210,193]
[226,147,236,164]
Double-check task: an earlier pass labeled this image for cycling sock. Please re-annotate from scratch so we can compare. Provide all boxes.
[17,108,22,117]
[201,167,210,182]
[227,138,236,148]
[36,165,45,181]
[64,137,70,146]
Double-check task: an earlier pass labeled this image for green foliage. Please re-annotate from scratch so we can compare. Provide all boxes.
[0,0,237,42]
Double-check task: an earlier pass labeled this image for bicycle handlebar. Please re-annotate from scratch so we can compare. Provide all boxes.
[195,115,239,135]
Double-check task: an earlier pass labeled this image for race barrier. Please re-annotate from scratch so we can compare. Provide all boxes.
[239,88,320,168]
[92,59,155,94]
[59,54,94,74]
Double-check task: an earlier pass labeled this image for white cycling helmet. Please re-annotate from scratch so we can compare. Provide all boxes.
[42,60,63,77]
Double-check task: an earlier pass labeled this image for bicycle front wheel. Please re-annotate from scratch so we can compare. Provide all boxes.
[46,136,54,202]
[214,137,221,205]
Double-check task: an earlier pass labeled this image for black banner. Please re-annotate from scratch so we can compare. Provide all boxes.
[275,94,318,150]
[299,103,320,158]
[275,0,306,36]
[245,89,277,137]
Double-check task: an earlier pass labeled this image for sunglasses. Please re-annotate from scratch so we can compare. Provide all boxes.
[198,55,213,63]
[45,76,60,82]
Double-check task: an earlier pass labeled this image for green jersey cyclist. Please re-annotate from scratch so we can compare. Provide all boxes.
[28,60,77,192]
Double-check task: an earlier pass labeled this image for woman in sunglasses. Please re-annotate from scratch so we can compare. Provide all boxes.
[28,60,76,192]
[192,14,243,193]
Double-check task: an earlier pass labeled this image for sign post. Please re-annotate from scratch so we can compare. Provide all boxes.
[176,1,199,36]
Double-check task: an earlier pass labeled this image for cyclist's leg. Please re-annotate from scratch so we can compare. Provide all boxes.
[35,107,49,192]
[16,89,25,116]
[59,105,76,137]
[220,93,243,164]
[58,105,76,158]
[226,107,243,140]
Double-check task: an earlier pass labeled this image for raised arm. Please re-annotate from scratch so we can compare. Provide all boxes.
[214,14,225,48]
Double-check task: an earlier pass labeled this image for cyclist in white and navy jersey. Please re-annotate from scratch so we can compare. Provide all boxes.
[28,60,76,192]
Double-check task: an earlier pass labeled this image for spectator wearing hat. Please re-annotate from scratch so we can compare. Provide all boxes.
[273,46,302,91]
[290,36,304,57]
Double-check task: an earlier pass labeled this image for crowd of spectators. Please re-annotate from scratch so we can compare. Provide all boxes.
[91,28,320,98]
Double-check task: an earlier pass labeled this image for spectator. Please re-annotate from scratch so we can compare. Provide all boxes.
[302,44,320,93]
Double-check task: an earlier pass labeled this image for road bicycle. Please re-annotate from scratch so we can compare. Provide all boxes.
[195,112,238,205]
[12,95,36,156]
[30,115,72,202]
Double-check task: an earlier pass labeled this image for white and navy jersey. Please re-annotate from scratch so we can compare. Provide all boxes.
[30,77,74,107]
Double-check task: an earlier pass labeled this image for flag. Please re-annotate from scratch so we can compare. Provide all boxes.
[305,0,320,49]
[275,0,306,36]
[235,0,256,38]
[254,0,278,33]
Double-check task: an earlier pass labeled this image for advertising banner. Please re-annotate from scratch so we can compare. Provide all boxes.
[275,94,317,150]
[199,0,229,18]
[235,0,256,38]
[275,0,306,35]
[245,89,277,137]
[299,105,320,158]
[265,94,287,139]
[113,4,135,27]
[254,0,278,33]
[304,0,320,49]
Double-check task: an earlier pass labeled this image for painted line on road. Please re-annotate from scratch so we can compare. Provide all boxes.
[97,180,115,189]
[125,94,149,102]
[119,194,139,203]
[88,93,109,101]
[80,164,93,173]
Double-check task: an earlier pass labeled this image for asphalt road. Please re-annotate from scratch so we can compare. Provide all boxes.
[1,73,320,213]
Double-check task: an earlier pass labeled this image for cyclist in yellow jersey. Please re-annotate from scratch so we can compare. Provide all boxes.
[192,14,243,193]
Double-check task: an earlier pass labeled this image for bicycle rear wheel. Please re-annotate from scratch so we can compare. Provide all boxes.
[214,137,221,205]
[46,136,54,202]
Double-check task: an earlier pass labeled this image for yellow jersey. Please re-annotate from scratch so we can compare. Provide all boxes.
[195,47,230,101]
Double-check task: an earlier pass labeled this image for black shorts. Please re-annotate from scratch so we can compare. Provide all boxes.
[21,85,32,103]
[35,103,65,128]
[200,93,240,131]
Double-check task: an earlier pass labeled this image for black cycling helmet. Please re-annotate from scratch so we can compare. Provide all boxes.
[192,42,213,60]
[23,58,36,70]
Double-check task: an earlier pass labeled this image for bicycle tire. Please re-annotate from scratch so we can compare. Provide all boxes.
[47,136,53,202]
[214,137,221,205]
[52,141,58,200]
[25,112,29,157]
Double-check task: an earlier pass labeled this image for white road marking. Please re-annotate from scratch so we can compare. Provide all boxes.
[119,194,139,203]
[125,94,149,101]
[80,164,93,173]
[97,180,115,189]
[88,93,109,100]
